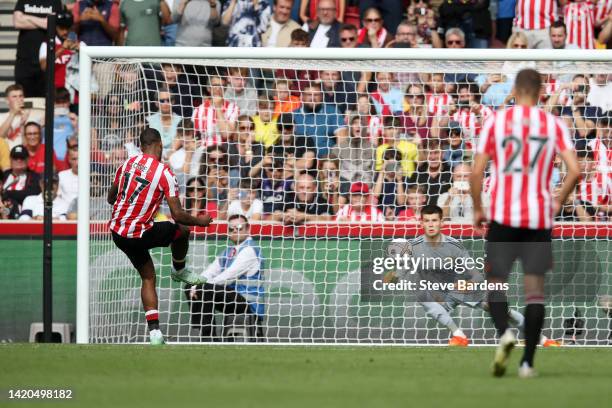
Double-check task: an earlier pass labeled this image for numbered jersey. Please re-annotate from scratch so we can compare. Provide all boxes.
[477,106,573,230]
[109,154,179,238]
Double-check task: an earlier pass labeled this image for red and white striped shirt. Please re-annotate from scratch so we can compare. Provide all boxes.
[476,106,574,229]
[427,93,452,116]
[451,105,494,146]
[515,0,557,30]
[335,204,384,222]
[191,99,239,146]
[588,137,612,192]
[109,154,179,238]
[565,2,596,49]
[595,0,612,23]
[577,175,609,205]
[367,115,383,145]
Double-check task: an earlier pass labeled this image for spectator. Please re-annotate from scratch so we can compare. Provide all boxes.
[443,121,467,170]
[564,0,596,50]
[39,12,77,92]
[186,214,264,341]
[588,116,611,195]
[73,0,120,46]
[147,88,182,156]
[66,170,110,220]
[118,0,171,45]
[358,0,403,34]
[587,74,612,114]
[370,72,404,116]
[408,139,451,206]
[206,162,230,216]
[437,163,487,222]
[550,20,579,50]
[397,185,425,221]
[401,84,430,141]
[256,155,294,214]
[304,0,342,48]
[332,114,376,185]
[555,181,592,222]
[1,145,41,218]
[289,27,310,46]
[336,181,384,222]
[13,0,62,97]
[375,116,418,178]
[513,0,554,49]
[354,94,383,145]
[558,75,603,141]
[320,69,356,114]
[23,122,63,174]
[438,0,491,48]
[300,0,345,24]
[338,23,358,48]
[385,20,417,48]
[192,72,239,146]
[405,0,443,48]
[271,112,317,172]
[575,148,610,218]
[225,67,258,117]
[317,155,348,214]
[423,73,453,130]
[57,148,78,211]
[0,138,9,171]
[252,98,279,148]
[292,81,347,157]
[19,174,67,220]
[495,0,515,44]
[221,0,272,47]
[229,115,261,185]
[275,172,331,224]
[0,84,43,149]
[357,7,393,48]
[51,87,76,162]
[227,179,263,221]
[272,79,301,119]
[173,0,220,46]
[262,0,301,47]
[156,63,200,118]
[168,119,203,181]
[201,144,229,178]
[185,176,219,219]
[91,94,140,162]
[373,155,407,220]
[449,83,493,146]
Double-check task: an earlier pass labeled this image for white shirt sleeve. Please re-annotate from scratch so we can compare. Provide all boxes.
[201,257,222,280]
[250,199,263,216]
[205,246,260,285]
[39,42,46,60]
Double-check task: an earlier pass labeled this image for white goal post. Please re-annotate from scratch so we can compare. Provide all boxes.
[77,46,612,345]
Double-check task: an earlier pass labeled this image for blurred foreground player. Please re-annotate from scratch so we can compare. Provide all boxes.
[107,128,213,345]
[471,69,579,377]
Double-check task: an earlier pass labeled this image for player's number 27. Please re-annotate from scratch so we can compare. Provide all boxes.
[501,135,548,173]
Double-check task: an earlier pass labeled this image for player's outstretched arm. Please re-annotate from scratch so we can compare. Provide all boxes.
[167,196,213,227]
[107,183,119,205]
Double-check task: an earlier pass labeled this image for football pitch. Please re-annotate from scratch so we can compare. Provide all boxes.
[1,344,610,408]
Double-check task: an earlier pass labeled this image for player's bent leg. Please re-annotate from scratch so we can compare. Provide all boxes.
[167,225,205,285]
[419,301,467,346]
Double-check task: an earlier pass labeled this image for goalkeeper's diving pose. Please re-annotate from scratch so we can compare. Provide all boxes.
[387,205,559,347]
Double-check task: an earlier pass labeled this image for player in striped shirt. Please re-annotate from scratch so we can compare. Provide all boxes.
[470,69,580,378]
[107,128,214,345]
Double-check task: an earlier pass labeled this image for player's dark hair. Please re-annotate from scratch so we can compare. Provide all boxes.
[514,69,542,98]
[228,214,249,224]
[421,204,443,219]
[139,127,162,147]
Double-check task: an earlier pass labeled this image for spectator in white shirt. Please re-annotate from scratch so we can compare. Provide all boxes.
[304,0,342,48]
[19,174,68,221]
[262,0,301,47]
[227,179,263,221]
[57,148,78,210]
[588,74,612,114]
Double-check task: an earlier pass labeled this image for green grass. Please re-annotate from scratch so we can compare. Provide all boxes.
[1,345,610,408]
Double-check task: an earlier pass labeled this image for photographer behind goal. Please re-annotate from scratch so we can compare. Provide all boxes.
[387,205,559,347]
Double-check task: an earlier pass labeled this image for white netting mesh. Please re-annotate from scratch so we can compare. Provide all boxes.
[84,55,612,345]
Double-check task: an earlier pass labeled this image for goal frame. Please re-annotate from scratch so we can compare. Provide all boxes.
[76,46,612,344]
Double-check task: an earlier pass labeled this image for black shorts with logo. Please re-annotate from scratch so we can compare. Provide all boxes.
[485,221,553,279]
[112,222,182,271]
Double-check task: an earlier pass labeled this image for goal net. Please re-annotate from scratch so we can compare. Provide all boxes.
[77,47,612,345]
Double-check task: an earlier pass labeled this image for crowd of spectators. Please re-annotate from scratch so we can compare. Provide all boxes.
[2,0,612,223]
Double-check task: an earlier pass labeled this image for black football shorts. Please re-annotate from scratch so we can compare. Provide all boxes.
[112,222,182,271]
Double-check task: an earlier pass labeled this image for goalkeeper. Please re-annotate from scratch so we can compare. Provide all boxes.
[387,205,559,347]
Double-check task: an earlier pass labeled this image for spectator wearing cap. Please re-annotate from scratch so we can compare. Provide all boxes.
[443,121,466,170]
[262,0,301,47]
[407,139,451,206]
[336,181,384,222]
[173,0,220,47]
[375,116,418,178]
[38,12,77,94]
[13,0,63,97]
[221,0,272,47]
[292,81,347,158]
[118,0,171,45]
[73,0,120,46]
[0,85,44,150]
[22,122,64,175]
[19,173,67,220]
[1,145,41,219]
[332,114,375,186]
[373,151,406,220]
[275,172,331,225]
[304,0,342,48]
